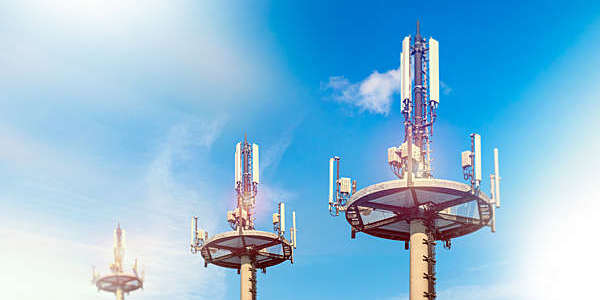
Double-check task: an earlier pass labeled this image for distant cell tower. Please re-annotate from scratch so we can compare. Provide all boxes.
[328,22,502,300]
[191,135,297,300]
[92,224,144,300]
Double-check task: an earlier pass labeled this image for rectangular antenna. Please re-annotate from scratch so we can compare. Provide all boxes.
[401,36,412,110]
[252,143,259,184]
[329,158,334,205]
[292,211,297,248]
[473,134,482,183]
[279,203,285,235]
[491,205,496,233]
[190,217,197,246]
[400,52,406,112]
[494,148,500,208]
[490,174,496,201]
[339,177,352,194]
[429,37,439,103]
[235,142,241,185]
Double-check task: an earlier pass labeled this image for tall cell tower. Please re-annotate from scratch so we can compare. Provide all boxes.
[92,224,144,300]
[191,135,297,300]
[328,22,502,300]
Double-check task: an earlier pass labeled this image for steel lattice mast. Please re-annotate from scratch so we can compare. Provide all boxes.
[92,224,144,300]
[191,135,297,300]
[328,22,502,300]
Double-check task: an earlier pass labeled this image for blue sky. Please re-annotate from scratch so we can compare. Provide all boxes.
[1,1,600,299]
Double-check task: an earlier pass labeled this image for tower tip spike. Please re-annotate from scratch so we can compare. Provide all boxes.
[416,20,420,36]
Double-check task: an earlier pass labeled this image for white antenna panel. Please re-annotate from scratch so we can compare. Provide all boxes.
[339,177,352,194]
[252,143,259,184]
[401,36,412,109]
[387,147,400,164]
[190,217,197,246]
[490,174,495,201]
[292,211,297,248]
[461,151,472,168]
[429,37,439,103]
[400,52,406,112]
[328,158,334,205]
[279,203,285,235]
[235,142,241,185]
[494,148,500,207]
[491,205,496,232]
[473,134,482,182]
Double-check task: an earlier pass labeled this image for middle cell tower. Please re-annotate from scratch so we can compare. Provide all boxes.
[328,22,503,300]
[191,135,297,300]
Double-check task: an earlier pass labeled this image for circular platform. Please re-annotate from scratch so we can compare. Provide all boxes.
[345,178,493,241]
[199,230,293,269]
[95,274,143,293]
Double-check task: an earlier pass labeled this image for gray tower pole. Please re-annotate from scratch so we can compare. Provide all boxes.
[409,21,434,300]
[240,255,253,300]
[410,220,428,300]
[116,288,124,300]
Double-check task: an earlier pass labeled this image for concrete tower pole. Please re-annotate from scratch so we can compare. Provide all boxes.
[115,287,124,300]
[410,220,428,300]
[240,256,253,300]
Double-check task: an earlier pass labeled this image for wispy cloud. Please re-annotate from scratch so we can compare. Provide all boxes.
[0,228,108,300]
[440,81,453,95]
[323,58,402,115]
[260,118,302,174]
[255,119,302,217]
[139,117,229,300]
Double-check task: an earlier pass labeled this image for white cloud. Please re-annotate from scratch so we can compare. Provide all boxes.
[325,63,402,115]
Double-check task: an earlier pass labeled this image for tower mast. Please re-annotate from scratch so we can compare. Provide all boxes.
[328,21,503,300]
[191,136,297,300]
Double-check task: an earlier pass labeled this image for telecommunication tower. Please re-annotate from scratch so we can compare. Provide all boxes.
[92,224,144,300]
[191,135,297,300]
[328,22,502,300]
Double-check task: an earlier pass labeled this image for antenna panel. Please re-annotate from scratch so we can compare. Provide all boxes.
[292,211,297,248]
[400,142,421,162]
[252,143,259,184]
[279,203,285,235]
[429,38,439,103]
[400,52,406,112]
[121,229,126,250]
[329,158,334,204]
[494,148,500,207]
[235,142,241,185]
[190,217,197,246]
[491,205,496,232]
[473,134,482,182]
[461,151,472,168]
[490,174,496,201]
[388,147,400,164]
[339,177,352,194]
[401,36,412,108]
